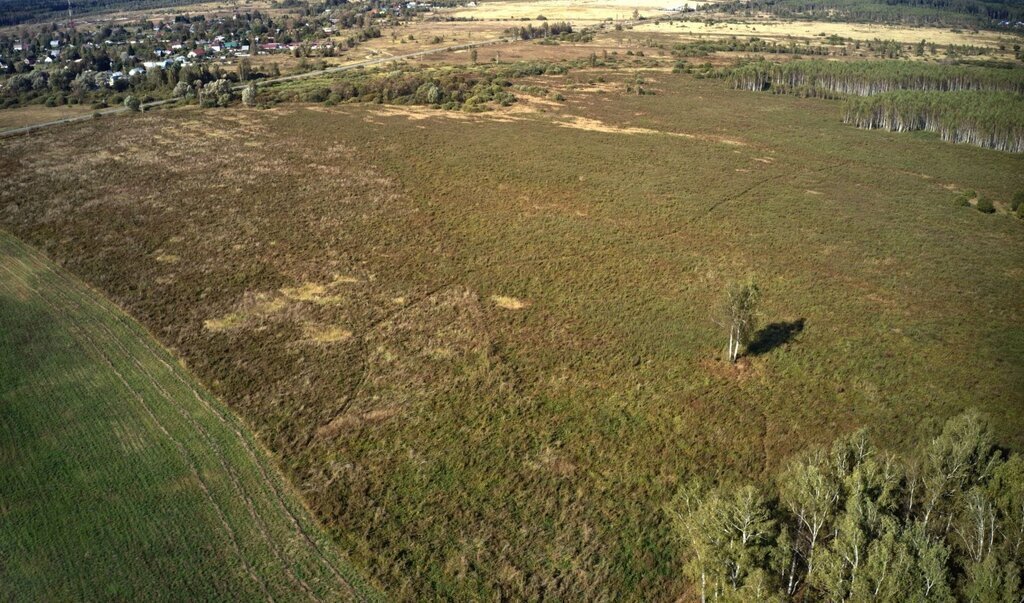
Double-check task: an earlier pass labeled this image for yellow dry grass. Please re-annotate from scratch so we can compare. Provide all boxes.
[203,295,287,332]
[632,18,1020,48]
[446,0,699,22]
[280,282,345,304]
[0,105,93,131]
[302,324,353,344]
[154,252,181,263]
[490,295,529,309]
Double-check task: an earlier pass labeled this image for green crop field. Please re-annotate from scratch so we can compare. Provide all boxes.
[0,231,379,601]
[1,66,1022,599]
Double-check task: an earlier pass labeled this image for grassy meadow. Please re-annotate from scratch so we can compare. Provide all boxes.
[0,232,379,600]
[0,69,1022,599]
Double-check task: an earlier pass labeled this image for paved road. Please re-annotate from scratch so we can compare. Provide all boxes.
[0,36,515,138]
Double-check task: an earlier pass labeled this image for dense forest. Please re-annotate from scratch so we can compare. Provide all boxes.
[669,411,1024,601]
[842,90,1024,151]
[709,0,1024,28]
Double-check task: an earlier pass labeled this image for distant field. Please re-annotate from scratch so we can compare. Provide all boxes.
[447,0,700,22]
[0,105,94,131]
[1,69,1022,599]
[633,18,1020,48]
[0,231,379,600]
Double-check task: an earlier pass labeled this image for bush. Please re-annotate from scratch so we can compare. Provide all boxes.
[1012,191,1024,211]
[976,196,995,213]
[124,96,141,111]
[955,193,972,207]
[242,82,258,107]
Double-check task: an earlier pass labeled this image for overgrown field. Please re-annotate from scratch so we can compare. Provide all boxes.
[1,70,1022,599]
[0,232,379,600]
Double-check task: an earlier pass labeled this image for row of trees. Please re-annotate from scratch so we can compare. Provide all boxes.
[727,60,1024,97]
[672,39,835,58]
[1,61,241,107]
[668,411,1023,601]
[267,61,571,110]
[505,21,575,41]
[843,91,1024,152]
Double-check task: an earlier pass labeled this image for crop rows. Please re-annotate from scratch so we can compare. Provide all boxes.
[0,232,379,602]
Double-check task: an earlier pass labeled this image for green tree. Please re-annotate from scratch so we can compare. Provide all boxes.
[717,280,760,363]
[238,58,252,82]
[1010,191,1024,212]
[920,411,1000,531]
[241,81,258,107]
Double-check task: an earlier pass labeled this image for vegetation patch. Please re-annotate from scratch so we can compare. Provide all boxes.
[1,63,1022,601]
[670,411,1024,602]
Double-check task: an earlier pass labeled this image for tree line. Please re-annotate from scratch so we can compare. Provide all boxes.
[505,21,575,41]
[707,0,1024,28]
[726,60,1024,97]
[843,91,1024,152]
[668,411,1023,601]
[265,62,571,111]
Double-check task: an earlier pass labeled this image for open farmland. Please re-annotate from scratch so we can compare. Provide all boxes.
[631,18,1017,50]
[0,231,380,600]
[1,67,1023,600]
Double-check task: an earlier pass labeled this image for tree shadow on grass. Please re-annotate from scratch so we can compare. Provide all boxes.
[747,319,805,356]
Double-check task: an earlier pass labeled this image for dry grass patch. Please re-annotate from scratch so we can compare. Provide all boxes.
[303,323,354,344]
[0,105,94,131]
[490,294,530,309]
[446,0,697,22]
[204,293,288,332]
[632,18,1018,49]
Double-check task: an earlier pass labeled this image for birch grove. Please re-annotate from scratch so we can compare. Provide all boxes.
[668,411,1024,601]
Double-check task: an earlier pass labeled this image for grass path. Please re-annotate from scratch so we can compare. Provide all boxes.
[0,230,381,601]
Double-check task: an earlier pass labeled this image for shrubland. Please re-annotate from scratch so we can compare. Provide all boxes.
[262,62,572,110]
[1,71,1020,599]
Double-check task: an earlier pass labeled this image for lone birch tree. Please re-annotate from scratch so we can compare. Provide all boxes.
[717,280,760,363]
